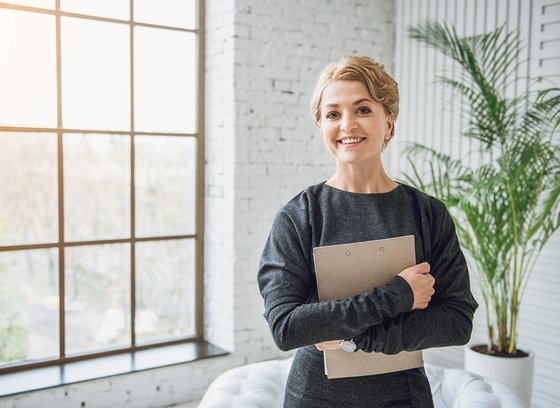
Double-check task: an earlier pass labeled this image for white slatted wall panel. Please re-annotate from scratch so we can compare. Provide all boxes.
[390,1,560,407]
[520,3,560,407]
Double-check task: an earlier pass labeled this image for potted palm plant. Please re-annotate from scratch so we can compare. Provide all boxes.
[402,20,560,404]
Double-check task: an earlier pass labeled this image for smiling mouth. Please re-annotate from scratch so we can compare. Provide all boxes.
[339,137,365,144]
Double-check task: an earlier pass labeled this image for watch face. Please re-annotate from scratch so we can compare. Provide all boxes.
[341,340,356,352]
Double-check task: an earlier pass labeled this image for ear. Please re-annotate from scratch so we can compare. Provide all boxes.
[317,123,324,138]
[385,113,394,140]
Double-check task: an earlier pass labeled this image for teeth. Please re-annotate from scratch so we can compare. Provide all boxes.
[340,138,363,144]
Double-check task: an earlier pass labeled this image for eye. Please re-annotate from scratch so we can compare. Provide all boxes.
[356,106,371,115]
[325,111,339,119]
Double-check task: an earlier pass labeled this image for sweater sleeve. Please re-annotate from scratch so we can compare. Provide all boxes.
[258,206,415,352]
[354,199,479,354]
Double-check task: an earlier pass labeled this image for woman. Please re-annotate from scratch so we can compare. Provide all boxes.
[258,56,478,408]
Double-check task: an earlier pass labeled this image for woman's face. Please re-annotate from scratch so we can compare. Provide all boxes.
[318,80,393,168]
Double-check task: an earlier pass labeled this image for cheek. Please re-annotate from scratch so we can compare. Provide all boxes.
[319,125,331,140]
[320,127,338,154]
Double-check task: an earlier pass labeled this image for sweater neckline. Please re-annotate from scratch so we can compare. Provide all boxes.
[321,181,402,197]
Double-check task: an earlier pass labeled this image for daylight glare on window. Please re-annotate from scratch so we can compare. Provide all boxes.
[0,0,200,370]
[61,18,131,131]
[0,10,57,128]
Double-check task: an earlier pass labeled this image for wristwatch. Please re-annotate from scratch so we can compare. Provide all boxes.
[340,339,356,352]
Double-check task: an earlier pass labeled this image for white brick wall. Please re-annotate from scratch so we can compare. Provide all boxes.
[0,1,396,406]
[204,0,238,354]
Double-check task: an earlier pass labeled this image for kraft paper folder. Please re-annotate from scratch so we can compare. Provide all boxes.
[313,235,423,379]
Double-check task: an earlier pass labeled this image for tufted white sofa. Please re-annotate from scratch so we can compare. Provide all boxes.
[197,357,528,408]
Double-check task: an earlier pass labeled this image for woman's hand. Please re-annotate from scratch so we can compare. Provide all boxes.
[398,262,435,310]
[315,340,342,351]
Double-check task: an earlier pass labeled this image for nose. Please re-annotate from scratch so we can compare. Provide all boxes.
[340,114,358,132]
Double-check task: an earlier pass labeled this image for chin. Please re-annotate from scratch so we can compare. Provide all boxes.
[337,153,382,166]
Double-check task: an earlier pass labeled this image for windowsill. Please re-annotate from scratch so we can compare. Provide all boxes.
[0,341,229,397]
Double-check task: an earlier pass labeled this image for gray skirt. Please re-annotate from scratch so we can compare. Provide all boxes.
[284,346,434,408]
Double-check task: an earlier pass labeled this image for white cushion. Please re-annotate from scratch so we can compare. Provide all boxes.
[425,364,528,408]
[198,358,528,408]
[198,359,291,408]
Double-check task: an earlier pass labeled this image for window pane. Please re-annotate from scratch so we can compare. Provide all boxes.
[0,133,58,246]
[61,0,129,21]
[134,27,196,134]
[0,9,56,128]
[135,136,196,237]
[135,239,194,343]
[64,134,130,241]
[65,244,130,354]
[61,17,131,131]
[3,1,54,9]
[134,0,196,30]
[0,249,59,366]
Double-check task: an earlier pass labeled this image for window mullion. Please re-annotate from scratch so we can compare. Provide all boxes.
[130,135,136,347]
[55,0,66,360]
[195,0,205,339]
[130,0,136,347]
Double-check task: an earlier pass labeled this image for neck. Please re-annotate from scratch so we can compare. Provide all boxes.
[326,160,397,194]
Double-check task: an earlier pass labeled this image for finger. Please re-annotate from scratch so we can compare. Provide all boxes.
[417,262,431,273]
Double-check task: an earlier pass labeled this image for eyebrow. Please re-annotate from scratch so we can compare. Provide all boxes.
[324,98,374,108]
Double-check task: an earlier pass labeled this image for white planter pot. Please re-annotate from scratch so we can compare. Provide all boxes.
[464,345,534,405]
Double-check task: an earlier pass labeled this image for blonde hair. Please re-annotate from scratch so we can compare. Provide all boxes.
[311,56,399,149]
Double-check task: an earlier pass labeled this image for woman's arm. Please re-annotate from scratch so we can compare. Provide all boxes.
[258,208,418,352]
[354,202,478,354]
[315,262,435,351]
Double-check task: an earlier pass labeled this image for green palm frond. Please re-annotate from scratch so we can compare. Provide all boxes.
[408,20,528,152]
[535,88,560,132]
[402,143,473,206]
[404,19,560,355]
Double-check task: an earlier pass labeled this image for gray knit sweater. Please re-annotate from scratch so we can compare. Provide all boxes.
[258,182,478,408]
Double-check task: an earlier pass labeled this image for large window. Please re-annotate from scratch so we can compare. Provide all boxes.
[0,0,204,373]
